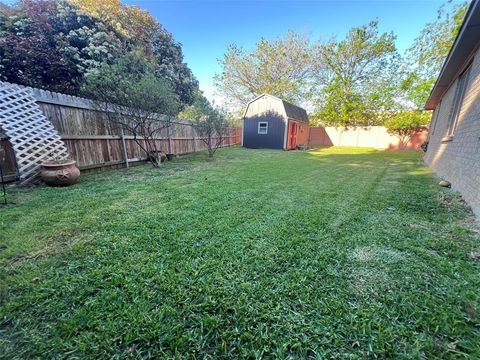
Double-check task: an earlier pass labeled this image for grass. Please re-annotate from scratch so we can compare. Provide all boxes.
[0,146,479,359]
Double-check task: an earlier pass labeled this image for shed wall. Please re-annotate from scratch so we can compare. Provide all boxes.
[290,120,309,146]
[243,95,287,149]
[243,115,285,149]
[244,95,286,118]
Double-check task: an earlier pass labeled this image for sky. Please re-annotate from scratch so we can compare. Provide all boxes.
[128,0,455,104]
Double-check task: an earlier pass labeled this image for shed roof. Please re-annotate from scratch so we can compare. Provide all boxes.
[425,0,480,110]
[281,99,309,122]
[243,93,309,122]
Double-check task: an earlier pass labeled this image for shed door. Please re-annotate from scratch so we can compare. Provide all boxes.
[288,121,298,150]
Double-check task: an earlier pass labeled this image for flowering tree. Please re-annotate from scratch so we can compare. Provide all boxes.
[0,0,123,94]
[0,0,198,106]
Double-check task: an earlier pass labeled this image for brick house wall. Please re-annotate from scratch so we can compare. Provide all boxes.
[424,47,480,217]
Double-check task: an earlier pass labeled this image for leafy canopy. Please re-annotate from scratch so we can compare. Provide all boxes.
[70,0,157,47]
[384,110,430,148]
[0,0,198,106]
[312,20,400,127]
[214,30,313,109]
[0,0,123,94]
[401,2,468,108]
[83,53,180,165]
[83,53,180,116]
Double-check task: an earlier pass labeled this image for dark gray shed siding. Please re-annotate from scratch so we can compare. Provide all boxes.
[243,113,285,149]
[243,94,287,149]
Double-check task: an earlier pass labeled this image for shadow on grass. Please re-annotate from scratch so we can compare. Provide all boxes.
[1,146,479,358]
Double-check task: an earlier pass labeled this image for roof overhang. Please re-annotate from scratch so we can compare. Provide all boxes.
[425,0,480,110]
[287,117,309,123]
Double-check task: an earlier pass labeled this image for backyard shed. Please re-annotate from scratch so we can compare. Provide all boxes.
[242,94,309,150]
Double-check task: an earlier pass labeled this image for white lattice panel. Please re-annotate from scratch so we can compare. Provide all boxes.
[0,82,69,185]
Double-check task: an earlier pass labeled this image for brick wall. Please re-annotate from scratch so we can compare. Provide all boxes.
[424,48,480,217]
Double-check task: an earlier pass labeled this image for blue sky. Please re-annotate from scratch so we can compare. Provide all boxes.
[127,1,454,103]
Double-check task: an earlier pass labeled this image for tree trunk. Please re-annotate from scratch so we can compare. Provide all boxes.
[399,135,411,150]
[147,151,161,167]
[207,136,213,158]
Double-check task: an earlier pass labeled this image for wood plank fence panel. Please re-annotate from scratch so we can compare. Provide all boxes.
[0,83,242,181]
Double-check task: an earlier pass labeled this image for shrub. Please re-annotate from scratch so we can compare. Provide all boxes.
[385,110,430,149]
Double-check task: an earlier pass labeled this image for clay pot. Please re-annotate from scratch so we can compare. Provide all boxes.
[41,160,80,186]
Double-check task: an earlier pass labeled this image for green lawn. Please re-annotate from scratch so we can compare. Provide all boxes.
[1,147,479,358]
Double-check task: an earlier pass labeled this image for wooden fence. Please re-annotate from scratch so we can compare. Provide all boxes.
[0,85,242,182]
[308,126,428,150]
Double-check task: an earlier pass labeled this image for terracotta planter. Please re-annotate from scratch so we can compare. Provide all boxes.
[41,160,80,186]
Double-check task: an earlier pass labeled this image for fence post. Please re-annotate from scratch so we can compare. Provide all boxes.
[167,118,173,155]
[192,125,197,152]
[119,124,129,168]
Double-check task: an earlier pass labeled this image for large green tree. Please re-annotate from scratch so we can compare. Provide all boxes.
[0,0,198,106]
[0,0,123,94]
[72,0,199,105]
[312,20,400,127]
[214,30,313,110]
[70,0,157,48]
[401,2,468,108]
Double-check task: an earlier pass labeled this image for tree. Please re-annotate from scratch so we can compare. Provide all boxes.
[384,110,430,149]
[69,0,157,48]
[83,53,180,166]
[71,0,199,106]
[401,2,468,108]
[151,27,199,106]
[214,30,313,110]
[179,93,230,158]
[0,0,198,106]
[0,0,123,94]
[312,20,400,127]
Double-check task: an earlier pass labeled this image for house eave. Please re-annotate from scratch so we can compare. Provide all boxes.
[425,0,480,110]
